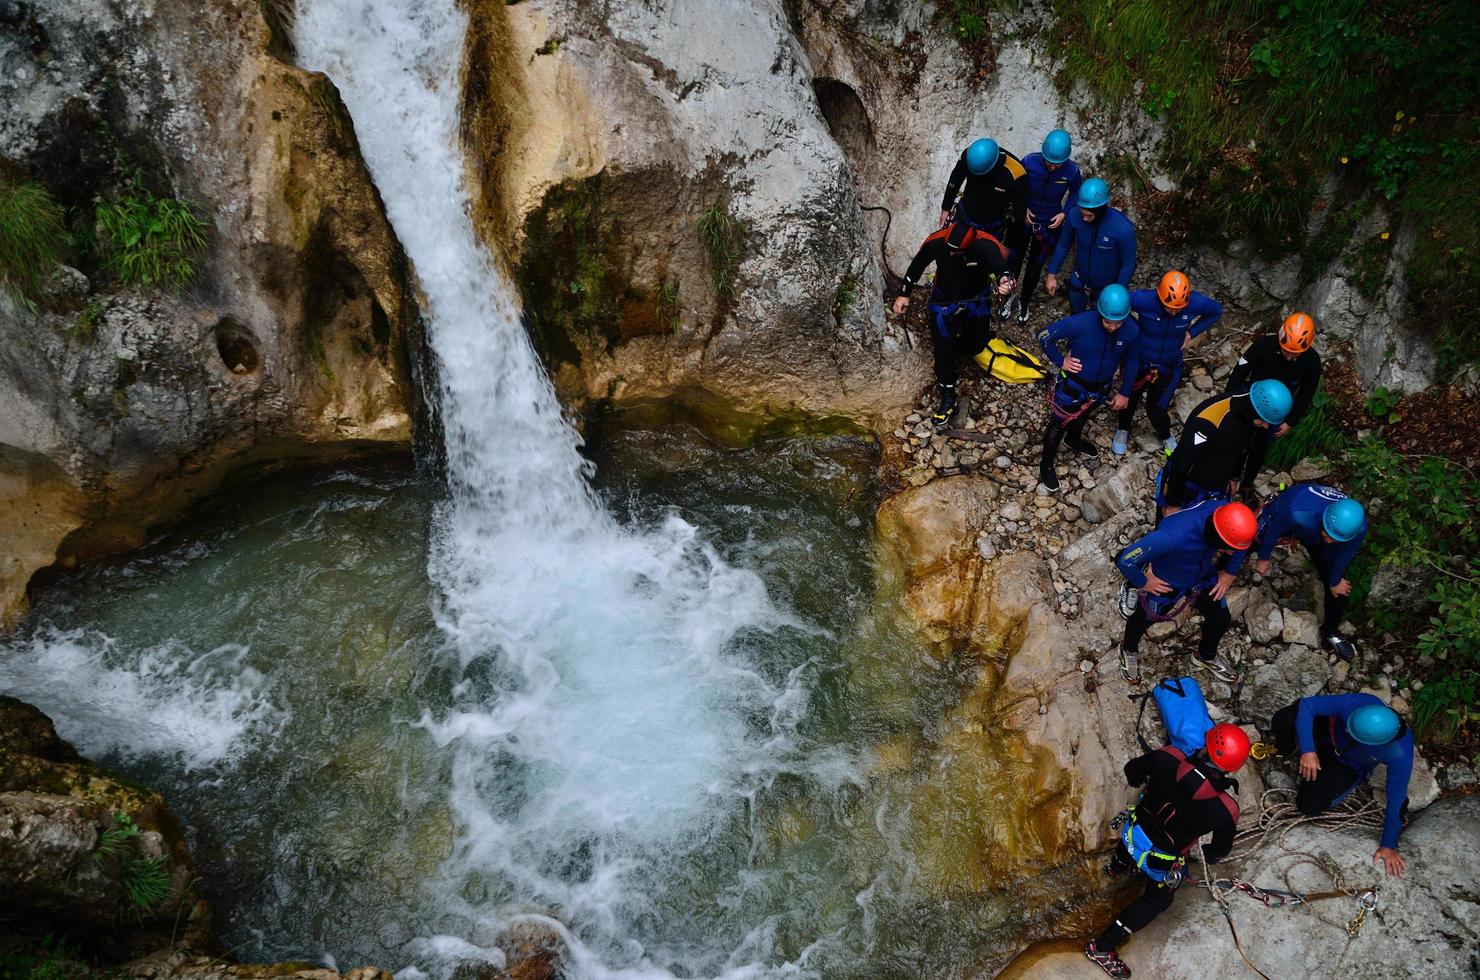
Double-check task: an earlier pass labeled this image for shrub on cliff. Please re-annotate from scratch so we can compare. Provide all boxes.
[93,176,209,291]
[0,177,70,311]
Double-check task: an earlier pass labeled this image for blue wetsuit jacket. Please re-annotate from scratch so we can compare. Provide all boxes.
[1227,483,1367,580]
[1130,289,1223,369]
[1294,693,1414,849]
[1047,206,1137,291]
[1115,499,1226,592]
[1037,310,1141,396]
[1021,153,1084,232]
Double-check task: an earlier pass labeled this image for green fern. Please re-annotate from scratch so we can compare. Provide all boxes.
[0,177,70,310]
[94,177,209,290]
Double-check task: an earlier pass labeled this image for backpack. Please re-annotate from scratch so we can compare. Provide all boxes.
[974,337,1051,384]
[1131,676,1215,756]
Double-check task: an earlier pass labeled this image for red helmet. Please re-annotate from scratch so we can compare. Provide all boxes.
[1157,270,1190,310]
[1211,502,1257,551]
[1206,723,1251,772]
[1279,313,1315,353]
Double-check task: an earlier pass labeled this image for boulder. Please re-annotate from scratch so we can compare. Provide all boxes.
[1368,751,1441,813]
[1238,645,1329,727]
[1281,609,1322,649]
[1001,795,1480,979]
[1243,592,1285,645]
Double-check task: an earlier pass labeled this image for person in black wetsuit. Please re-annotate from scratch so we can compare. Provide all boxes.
[938,137,1030,263]
[1154,381,1291,520]
[894,220,1015,425]
[1083,725,1249,978]
[1225,312,1323,495]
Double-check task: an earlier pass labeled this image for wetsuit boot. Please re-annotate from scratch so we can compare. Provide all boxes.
[1039,423,1064,492]
[931,384,958,428]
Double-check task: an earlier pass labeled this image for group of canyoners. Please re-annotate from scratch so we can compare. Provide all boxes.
[894,130,1418,979]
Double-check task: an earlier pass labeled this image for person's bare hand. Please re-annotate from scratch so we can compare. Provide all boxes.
[1062,355,1083,373]
[1048,212,1065,230]
[1255,559,1272,576]
[1331,578,1353,597]
[1274,422,1290,438]
[1374,847,1406,879]
[1025,207,1036,222]
[1182,333,1193,350]
[939,209,951,228]
[1162,504,1182,518]
[1142,568,1173,595]
[997,277,1015,296]
[1046,274,1059,296]
[1110,393,1129,411]
[891,296,909,316]
[1300,751,1321,780]
[1210,570,1236,600]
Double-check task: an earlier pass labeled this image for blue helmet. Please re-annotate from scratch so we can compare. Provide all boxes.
[1249,379,1293,425]
[1042,128,1072,164]
[966,138,1000,175]
[1347,704,1400,745]
[1322,498,1366,542]
[1097,284,1131,321]
[1078,177,1110,209]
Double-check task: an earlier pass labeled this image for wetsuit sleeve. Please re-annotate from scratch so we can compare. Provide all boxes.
[1227,340,1257,392]
[1047,220,1074,274]
[1188,294,1224,339]
[1117,327,1140,397]
[1294,693,1363,754]
[1006,170,1030,254]
[1115,223,1137,287]
[941,152,969,212]
[1288,351,1323,427]
[1380,745,1413,849]
[1255,497,1294,562]
[976,239,1011,278]
[1240,439,1263,490]
[1115,530,1171,587]
[1063,168,1083,218]
[900,240,937,297]
[1123,750,1157,787]
[1162,416,1210,505]
[1323,531,1364,587]
[1037,317,1072,368]
[1204,811,1236,864]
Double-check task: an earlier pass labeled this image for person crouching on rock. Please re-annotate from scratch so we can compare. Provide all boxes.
[1084,724,1250,979]
[1035,284,1140,493]
[1268,695,1412,878]
[1155,380,1291,521]
[1225,484,1367,662]
[1113,500,1257,684]
[893,220,1015,427]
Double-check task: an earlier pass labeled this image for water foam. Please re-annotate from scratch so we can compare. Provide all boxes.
[293,1,825,974]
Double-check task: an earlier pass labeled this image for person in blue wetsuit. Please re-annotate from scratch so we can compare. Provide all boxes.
[1112,271,1223,456]
[1270,694,1414,878]
[1113,500,1256,684]
[1036,284,1139,492]
[1228,484,1367,661]
[1044,177,1136,314]
[1013,128,1083,323]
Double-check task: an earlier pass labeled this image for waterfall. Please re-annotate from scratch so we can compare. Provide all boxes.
[292,2,817,975]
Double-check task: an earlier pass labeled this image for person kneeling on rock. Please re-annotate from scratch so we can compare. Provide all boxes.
[1269,694,1412,878]
[1113,501,1257,684]
[1225,484,1367,661]
[1084,724,1249,979]
[893,220,1016,427]
[1035,284,1140,492]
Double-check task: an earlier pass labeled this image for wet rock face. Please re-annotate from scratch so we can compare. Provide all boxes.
[0,0,418,625]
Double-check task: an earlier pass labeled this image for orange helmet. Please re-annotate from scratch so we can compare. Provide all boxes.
[1211,502,1257,551]
[1157,270,1190,310]
[1206,723,1251,772]
[1279,313,1315,353]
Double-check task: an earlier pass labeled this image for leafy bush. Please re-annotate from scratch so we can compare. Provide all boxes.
[1265,389,1345,472]
[0,177,70,310]
[696,201,748,302]
[92,812,171,914]
[94,179,208,290]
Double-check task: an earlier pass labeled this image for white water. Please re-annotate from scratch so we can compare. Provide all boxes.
[291,1,828,975]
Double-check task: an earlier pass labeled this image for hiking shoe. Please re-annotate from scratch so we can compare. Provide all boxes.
[1067,435,1102,459]
[1085,941,1132,979]
[931,390,958,428]
[1039,468,1061,493]
[1194,653,1238,683]
[1162,435,1177,454]
[1015,303,1031,324]
[1119,645,1142,684]
[1118,582,1139,619]
[999,295,1017,320]
[1324,634,1356,662]
[1111,429,1129,456]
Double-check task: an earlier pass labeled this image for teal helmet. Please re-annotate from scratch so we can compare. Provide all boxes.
[1097,284,1131,321]
[1249,379,1293,425]
[1043,128,1072,164]
[966,138,1000,175]
[1347,703,1400,745]
[1078,177,1110,208]
[1323,498,1366,542]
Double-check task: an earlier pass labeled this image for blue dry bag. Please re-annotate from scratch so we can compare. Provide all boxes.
[1149,676,1216,755]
